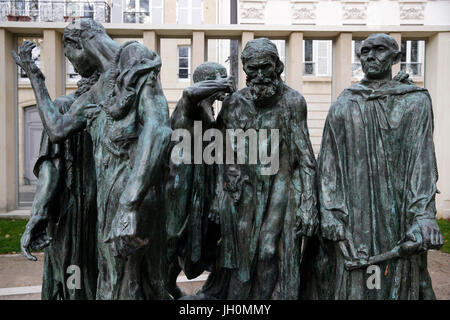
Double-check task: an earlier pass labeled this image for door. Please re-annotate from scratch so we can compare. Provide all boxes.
[24,106,43,185]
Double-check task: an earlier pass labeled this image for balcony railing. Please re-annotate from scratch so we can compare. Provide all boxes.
[0,0,110,22]
[123,11,150,24]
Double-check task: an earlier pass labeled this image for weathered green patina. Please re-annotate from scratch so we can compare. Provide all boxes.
[19,75,98,300]
[300,33,444,300]
[165,62,233,299]
[194,38,318,300]
[13,19,172,300]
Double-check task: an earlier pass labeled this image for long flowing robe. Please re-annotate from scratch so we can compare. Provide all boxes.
[84,41,170,300]
[166,99,219,280]
[36,93,98,300]
[301,79,439,300]
[200,84,318,300]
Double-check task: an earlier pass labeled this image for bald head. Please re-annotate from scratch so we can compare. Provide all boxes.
[361,33,400,53]
[359,33,402,81]
[193,62,227,83]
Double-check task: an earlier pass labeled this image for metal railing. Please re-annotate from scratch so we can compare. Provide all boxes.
[0,0,110,22]
[303,61,315,75]
[123,11,150,24]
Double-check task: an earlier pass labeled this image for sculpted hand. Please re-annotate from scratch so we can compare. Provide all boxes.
[416,218,444,250]
[11,41,44,79]
[320,213,345,241]
[220,76,235,94]
[21,215,51,261]
[69,103,100,128]
[105,206,149,258]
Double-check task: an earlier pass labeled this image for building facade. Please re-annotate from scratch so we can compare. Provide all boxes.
[0,0,449,218]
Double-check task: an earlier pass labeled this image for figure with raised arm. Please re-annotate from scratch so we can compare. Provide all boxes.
[165,62,234,298]
[19,73,98,300]
[13,18,172,300]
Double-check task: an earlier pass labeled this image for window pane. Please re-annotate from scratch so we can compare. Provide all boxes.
[305,40,313,62]
[152,8,163,23]
[192,0,202,8]
[153,0,163,6]
[192,8,202,24]
[126,0,136,11]
[179,47,189,57]
[401,40,407,62]
[354,40,361,61]
[179,68,189,78]
[178,8,189,24]
[179,58,188,68]
[411,40,418,63]
[140,0,149,11]
[178,0,188,9]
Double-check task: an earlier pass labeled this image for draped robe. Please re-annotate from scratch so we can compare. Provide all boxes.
[201,84,318,299]
[301,79,439,300]
[36,93,98,300]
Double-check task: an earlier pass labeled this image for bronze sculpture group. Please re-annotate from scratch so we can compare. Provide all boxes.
[12,19,443,300]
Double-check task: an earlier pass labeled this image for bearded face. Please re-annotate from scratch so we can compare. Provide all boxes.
[244,54,280,102]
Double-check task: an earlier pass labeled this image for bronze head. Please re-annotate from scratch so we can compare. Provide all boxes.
[241,38,284,102]
[358,33,402,81]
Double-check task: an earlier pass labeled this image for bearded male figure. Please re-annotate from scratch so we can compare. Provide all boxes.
[301,33,443,300]
[13,19,172,300]
[197,38,318,300]
[19,74,98,300]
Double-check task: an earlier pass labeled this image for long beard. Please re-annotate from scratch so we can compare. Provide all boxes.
[247,77,280,102]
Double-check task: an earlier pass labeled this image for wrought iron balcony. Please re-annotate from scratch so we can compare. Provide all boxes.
[123,11,150,24]
[0,0,110,23]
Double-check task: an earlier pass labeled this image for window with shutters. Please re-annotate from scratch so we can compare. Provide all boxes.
[177,0,203,24]
[123,0,163,24]
[178,46,191,80]
[272,40,286,80]
[352,40,363,78]
[303,40,331,77]
[401,40,425,77]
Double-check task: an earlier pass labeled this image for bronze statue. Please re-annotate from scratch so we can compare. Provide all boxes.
[301,33,444,300]
[165,62,234,299]
[19,73,98,300]
[12,19,172,300]
[195,38,318,300]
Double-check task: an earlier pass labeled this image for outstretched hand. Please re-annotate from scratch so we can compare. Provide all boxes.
[11,41,44,79]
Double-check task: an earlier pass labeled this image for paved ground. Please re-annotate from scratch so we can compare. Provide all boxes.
[0,250,448,300]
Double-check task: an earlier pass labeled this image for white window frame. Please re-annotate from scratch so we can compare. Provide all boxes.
[302,40,331,77]
[176,0,204,24]
[178,45,191,81]
[122,0,164,23]
[402,40,425,77]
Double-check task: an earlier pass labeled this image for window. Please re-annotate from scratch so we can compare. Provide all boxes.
[123,0,163,24]
[67,59,81,83]
[303,40,331,77]
[401,40,425,77]
[272,40,286,80]
[177,0,203,24]
[352,40,363,78]
[178,46,191,80]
